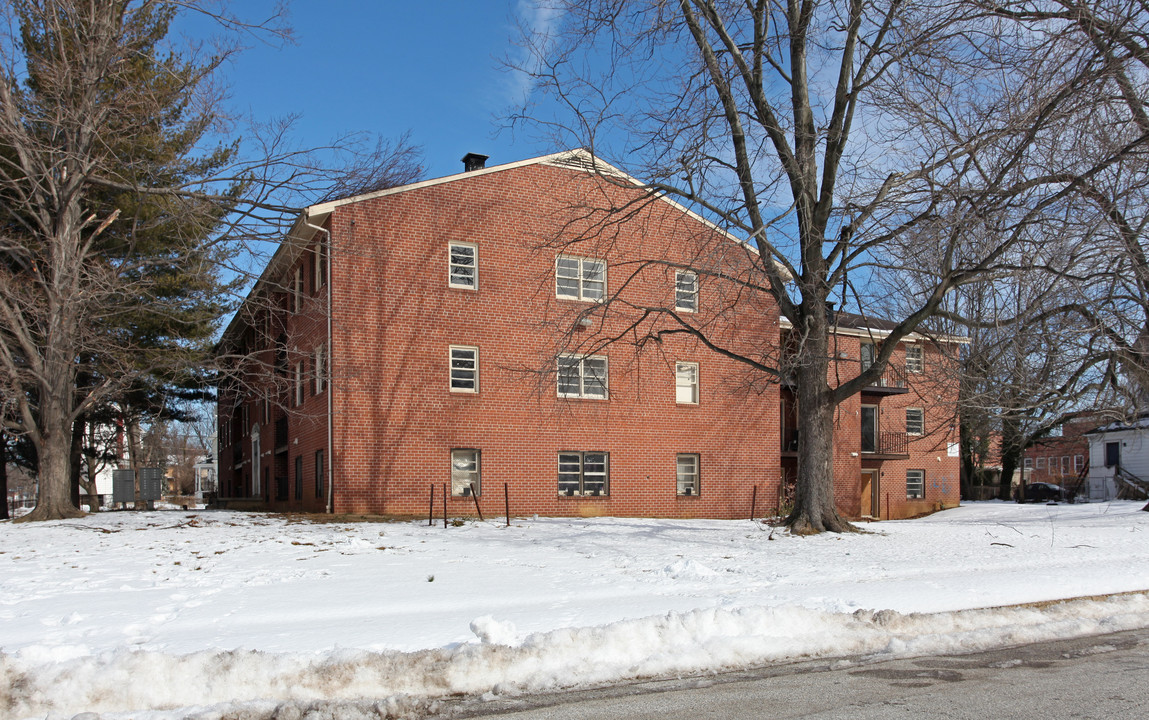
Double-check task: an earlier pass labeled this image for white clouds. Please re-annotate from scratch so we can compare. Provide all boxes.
[503,0,565,109]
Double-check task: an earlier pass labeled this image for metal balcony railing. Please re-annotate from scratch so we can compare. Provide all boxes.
[863,363,907,391]
[861,431,908,456]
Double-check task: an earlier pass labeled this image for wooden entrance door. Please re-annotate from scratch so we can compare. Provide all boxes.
[860,470,879,518]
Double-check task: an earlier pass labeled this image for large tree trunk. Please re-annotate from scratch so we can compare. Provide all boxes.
[16,286,86,523]
[999,416,1024,501]
[16,394,84,522]
[959,418,976,500]
[787,322,855,534]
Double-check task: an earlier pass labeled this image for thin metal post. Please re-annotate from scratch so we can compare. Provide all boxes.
[469,483,483,521]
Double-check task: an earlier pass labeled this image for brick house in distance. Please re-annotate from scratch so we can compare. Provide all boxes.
[1021,419,1093,496]
[216,150,961,521]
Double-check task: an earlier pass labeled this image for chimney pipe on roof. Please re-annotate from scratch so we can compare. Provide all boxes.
[462,153,489,172]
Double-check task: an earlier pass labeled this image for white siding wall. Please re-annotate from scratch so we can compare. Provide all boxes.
[1086,428,1149,499]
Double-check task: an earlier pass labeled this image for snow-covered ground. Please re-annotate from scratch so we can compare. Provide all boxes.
[2,501,1149,719]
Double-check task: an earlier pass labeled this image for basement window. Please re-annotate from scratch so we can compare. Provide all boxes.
[677,454,699,496]
[558,452,609,496]
[906,469,925,499]
[451,449,481,496]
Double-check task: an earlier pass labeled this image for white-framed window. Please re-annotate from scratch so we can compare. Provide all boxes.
[450,346,479,393]
[555,255,606,301]
[1024,457,1033,469]
[675,270,698,312]
[558,452,609,496]
[906,469,925,499]
[905,408,924,435]
[905,344,923,373]
[1036,456,1046,469]
[451,449,480,496]
[448,242,478,289]
[293,266,303,313]
[1061,456,1069,474]
[1074,454,1084,471]
[557,355,608,399]
[860,342,875,373]
[294,361,304,406]
[313,344,326,394]
[262,394,270,425]
[677,453,699,496]
[676,362,699,404]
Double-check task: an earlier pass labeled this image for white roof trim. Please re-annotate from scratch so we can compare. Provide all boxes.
[778,317,968,344]
[304,148,787,278]
[222,148,790,346]
[306,149,593,216]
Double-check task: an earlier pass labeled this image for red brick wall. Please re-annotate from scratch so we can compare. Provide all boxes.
[220,158,963,521]
[218,238,333,513]
[325,162,781,518]
[806,333,962,520]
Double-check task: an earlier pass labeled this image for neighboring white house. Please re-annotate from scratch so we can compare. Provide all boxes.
[1085,416,1149,500]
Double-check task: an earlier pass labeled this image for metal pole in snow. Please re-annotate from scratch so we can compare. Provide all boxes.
[427,483,434,527]
[750,485,758,522]
[469,483,483,522]
[442,483,448,529]
[504,482,510,527]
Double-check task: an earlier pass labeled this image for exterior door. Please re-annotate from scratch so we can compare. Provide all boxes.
[861,405,878,453]
[1105,441,1121,468]
[861,470,880,518]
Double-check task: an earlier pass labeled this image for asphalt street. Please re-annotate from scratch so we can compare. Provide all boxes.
[444,626,1149,719]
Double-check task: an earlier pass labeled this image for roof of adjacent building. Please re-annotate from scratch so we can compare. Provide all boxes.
[1086,415,1149,434]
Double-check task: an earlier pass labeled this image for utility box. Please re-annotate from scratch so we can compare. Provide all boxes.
[112,469,135,505]
[138,467,164,502]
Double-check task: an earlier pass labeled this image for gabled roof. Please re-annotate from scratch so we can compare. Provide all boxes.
[219,149,771,349]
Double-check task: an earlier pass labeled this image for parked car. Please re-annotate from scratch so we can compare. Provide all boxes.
[1019,482,1067,503]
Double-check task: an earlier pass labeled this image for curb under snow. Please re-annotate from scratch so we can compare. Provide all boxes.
[3,592,1149,719]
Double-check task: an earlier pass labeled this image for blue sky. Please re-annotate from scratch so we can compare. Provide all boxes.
[207,1,558,180]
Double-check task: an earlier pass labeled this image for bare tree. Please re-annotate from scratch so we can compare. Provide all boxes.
[970,2,1149,407]
[950,263,1121,499]
[0,0,421,521]
[511,0,1120,532]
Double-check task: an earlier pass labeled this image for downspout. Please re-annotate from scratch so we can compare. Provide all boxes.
[302,214,335,514]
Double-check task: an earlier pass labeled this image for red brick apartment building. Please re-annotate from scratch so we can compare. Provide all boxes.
[216,150,961,521]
